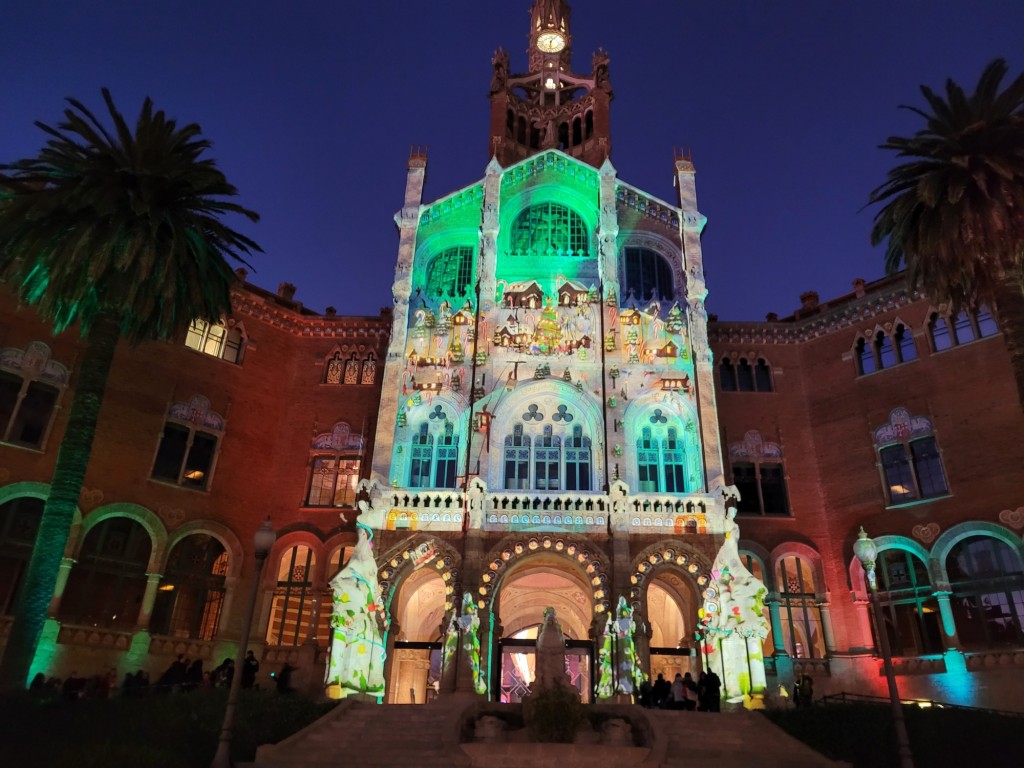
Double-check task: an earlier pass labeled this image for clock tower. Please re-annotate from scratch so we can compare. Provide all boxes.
[488,0,612,168]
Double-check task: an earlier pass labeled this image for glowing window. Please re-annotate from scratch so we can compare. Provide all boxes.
[267,545,316,647]
[426,246,474,298]
[185,319,243,364]
[510,203,589,258]
[151,534,228,641]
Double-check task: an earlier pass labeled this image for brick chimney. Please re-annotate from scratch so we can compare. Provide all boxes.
[853,278,866,298]
[277,282,297,302]
[800,291,819,311]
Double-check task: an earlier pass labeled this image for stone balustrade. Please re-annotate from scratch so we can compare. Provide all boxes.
[889,654,947,675]
[793,657,831,677]
[149,634,218,660]
[57,623,135,651]
[372,482,721,535]
[965,648,1024,670]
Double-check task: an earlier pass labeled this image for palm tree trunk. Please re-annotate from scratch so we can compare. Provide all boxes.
[0,312,121,691]
[992,270,1024,413]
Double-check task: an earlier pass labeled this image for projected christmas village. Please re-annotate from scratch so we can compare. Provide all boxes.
[327,0,770,705]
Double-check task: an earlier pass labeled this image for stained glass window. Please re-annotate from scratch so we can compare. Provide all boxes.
[434,423,459,489]
[343,355,360,385]
[361,355,377,385]
[426,246,474,297]
[623,246,674,301]
[185,319,243,364]
[325,353,344,384]
[565,427,592,491]
[504,424,531,490]
[510,202,589,258]
[410,424,434,488]
[308,457,361,506]
[267,545,316,646]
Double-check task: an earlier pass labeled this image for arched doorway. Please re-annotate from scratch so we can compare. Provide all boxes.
[387,565,446,703]
[647,572,700,682]
[492,554,595,702]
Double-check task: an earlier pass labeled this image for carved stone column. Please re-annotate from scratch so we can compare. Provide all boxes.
[46,556,76,616]
[136,572,163,630]
[933,590,962,650]
[816,597,837,654]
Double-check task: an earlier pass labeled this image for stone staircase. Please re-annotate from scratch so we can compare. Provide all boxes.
[643,708,847,767]
[247,700,847,768]
[248,699,465,768]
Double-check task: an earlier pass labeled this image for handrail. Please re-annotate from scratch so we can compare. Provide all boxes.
[818,691,1024,719]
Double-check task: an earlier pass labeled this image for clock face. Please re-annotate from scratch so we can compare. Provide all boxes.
[536,31,566,54]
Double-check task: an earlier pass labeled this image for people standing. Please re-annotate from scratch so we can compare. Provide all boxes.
[682,672,698,711]
[652,673,670,708]
[241,650,260,689]
[704,669,722,712]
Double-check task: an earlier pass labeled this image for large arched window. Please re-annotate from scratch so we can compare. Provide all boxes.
[425,246,474,298]
[151,534,228,640]
[185,319,244,364]
[947,536,1024,649]
[266,544,316,647]
[622,246,675,302]
[0,497,43,615]
[775,555,825,659]
[874,548,941,656]
[60,517,152,629]
[509,202,589,258]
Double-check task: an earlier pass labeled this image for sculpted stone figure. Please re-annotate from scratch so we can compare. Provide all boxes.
[324,522,387,695]
[533,607,571,691]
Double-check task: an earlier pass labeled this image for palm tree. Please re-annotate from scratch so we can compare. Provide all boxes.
[869,59,1024,409]
[0,90,260,689]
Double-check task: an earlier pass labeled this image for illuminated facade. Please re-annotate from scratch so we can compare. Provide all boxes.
[1,0,1023,712]
[361,0,768,704]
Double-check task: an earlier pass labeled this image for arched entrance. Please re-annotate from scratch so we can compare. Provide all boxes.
[491,551,598,702]
[647,572,701,681]
[387,565,446,703]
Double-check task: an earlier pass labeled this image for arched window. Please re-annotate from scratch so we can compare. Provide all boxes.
[754,359,774,392]
[151,396,224,490]
[929,313,952,351]
[410,424,434,488]
[185,319,244,364]
[343,354,360,385]
[874,548,941,656]
[565,426,592,491]
[0,342,67,449]
[510,202,589,258]
[876,331,896,368]
[0,497,43,615]
[736,359,755,392]
[856,337,877,375]
[947,536,1024,649]
[719,359,737,392]
[151,534,228,640]
[425,246,474,298]
[502,416,590,492]
[622,247,675,302]
[361,354,377,385]
[504,424,531,490]
[60,517,152,629]
[952,309,975,344]
[635,412,694,494]
[408,418,459,490]
[894,323,916,362]
[266,544,316,647]
[874,410,947,505]
[776,555,825,659]
[324,352,344,384]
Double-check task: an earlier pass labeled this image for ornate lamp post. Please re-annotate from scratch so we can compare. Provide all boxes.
[853,527,914,768]
[211,518,276,768]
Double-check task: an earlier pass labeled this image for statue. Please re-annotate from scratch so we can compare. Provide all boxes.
[708,504,769,638]
[533,607,571,691]
[490,48,509,94]
[324,521,387,695]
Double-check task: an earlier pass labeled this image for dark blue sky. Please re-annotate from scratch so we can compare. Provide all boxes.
[3,1,1022,321]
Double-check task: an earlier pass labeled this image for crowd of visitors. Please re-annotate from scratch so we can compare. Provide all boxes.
[638,670,722,711]
[25,650,279,700]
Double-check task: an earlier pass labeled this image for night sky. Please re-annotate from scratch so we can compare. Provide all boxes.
[3,1,1022,321]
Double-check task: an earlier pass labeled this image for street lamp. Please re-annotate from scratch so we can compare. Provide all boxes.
[853,527,914,768]
[211,518,277,768]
